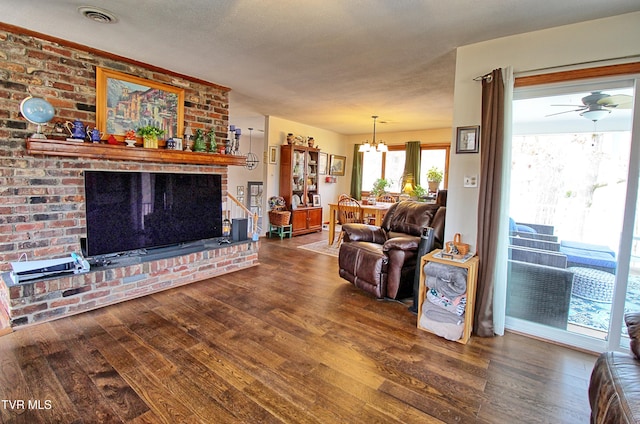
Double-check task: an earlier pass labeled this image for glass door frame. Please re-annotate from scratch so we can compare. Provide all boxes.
[611,77,640,350]
[505,73,640,353]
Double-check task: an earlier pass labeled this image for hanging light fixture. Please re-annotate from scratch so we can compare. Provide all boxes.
[580,107,611,122]
[245,127,259,170]
[359,115,388,153]
[358,140,371,153]
[373,116,388,152]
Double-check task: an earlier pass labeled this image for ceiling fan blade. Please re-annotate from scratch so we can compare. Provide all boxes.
[598,94,633,109]
[545,108,586,117]
[551,104,585,107]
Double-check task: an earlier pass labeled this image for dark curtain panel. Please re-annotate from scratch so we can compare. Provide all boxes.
[403,141,421,186]
[350,145,363,200]
[474,68,505,337]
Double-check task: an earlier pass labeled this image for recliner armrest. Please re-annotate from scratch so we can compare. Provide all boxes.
[383,235,420,252]
[342,223,387,244]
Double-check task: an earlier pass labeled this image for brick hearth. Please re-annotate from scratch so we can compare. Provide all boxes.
[2,242,258,327]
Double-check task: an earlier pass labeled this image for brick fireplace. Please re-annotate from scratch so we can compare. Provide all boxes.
[0,155,260,328]
[0,24,260,328]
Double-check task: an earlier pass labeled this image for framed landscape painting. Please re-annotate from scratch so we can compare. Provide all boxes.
[329,154,346,176]
[96,67,184,141]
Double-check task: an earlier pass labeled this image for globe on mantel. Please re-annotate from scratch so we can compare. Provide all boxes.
[20,96,55,139]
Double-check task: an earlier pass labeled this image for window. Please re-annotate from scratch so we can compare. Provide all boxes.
[385,150,405,192]
[361,144,449,193]
[361,150,382,192]
[420,148,448,191]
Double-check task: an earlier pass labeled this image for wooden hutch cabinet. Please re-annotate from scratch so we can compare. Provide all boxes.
[279,144,322,236]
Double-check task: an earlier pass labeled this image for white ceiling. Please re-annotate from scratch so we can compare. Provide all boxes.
[2,1,640,134]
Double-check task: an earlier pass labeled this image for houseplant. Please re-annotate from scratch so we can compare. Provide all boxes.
[367,178,391,204]
[411,184,428,200]
[426,166,443,192]
[137,125,165,149]
[370,178,391,198]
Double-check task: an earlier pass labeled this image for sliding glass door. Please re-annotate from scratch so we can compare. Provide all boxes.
[506,76,638,352]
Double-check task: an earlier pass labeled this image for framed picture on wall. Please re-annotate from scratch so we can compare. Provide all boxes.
[268,145,278,164]
[96,67,185,142]
[318,152,328,175]
[456,125,480,153]
[329,154,346,176]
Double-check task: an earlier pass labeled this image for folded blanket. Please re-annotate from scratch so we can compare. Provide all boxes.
[427,288,466,316]
[424,265,468,298]
[419,301,463,341]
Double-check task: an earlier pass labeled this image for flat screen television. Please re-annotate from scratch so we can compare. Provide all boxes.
[84,170,222,257]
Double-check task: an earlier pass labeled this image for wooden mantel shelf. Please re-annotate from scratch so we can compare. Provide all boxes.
[26,138,248,166]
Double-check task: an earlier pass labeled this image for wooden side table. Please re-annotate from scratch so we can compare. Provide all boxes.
[417,249,479,344]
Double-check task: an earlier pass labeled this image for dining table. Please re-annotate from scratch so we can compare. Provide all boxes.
[327,201,394,245]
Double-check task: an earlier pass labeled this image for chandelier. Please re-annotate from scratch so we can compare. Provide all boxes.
[358,115,388,153]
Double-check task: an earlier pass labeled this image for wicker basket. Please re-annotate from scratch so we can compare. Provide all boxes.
[445,233,470,257]
[269,210,291,226]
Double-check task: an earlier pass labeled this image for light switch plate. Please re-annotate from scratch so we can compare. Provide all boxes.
[464,175,478,187]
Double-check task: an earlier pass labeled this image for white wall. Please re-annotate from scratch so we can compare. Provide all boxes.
[449,11,640,252]
[265,116,350,225]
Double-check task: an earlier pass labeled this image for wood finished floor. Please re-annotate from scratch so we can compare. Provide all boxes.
[0,232,597,423]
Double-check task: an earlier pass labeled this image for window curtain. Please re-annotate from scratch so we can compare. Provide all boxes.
[403,141,421,187]
[474,67,512,337]
[493,67,513,336]
[350,145,363,200]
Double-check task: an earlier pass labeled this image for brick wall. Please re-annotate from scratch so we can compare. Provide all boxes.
[0,25,260,328]
[0,24,231,269]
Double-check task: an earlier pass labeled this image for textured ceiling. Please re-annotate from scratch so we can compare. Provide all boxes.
[2,1,640,134]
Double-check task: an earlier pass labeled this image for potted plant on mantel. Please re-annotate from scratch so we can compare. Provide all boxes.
[137,125,165,149]
[426,166,443,193]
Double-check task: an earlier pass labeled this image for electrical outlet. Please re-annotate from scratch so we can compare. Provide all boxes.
[464,175,478,187]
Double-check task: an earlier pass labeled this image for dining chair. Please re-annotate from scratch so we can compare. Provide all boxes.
[364,194,396,224]
[335,196,363,246]
[376,194,397,204]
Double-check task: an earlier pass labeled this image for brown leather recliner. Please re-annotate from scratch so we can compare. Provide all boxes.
[338,200,446,299]
[589,312,640,423]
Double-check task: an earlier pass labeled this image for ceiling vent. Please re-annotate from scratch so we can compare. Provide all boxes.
[78,6,118,24]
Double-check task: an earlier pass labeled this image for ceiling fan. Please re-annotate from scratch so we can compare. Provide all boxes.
[548,91,633,122]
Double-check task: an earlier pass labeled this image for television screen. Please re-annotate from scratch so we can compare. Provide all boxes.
[84,171,222,257]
